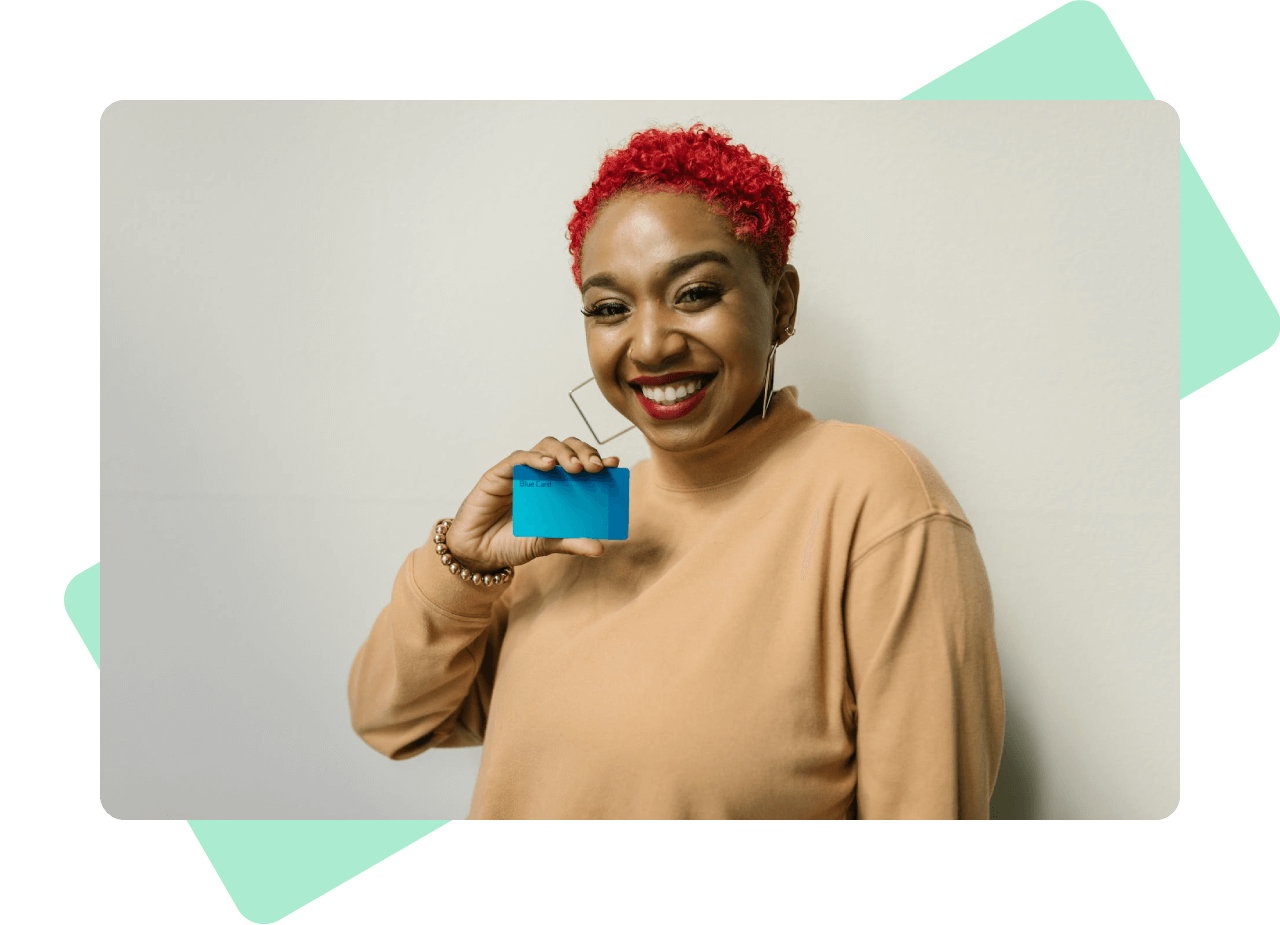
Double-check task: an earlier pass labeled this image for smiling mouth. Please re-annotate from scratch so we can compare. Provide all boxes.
[632,371,721,396]
[632,374,712,405]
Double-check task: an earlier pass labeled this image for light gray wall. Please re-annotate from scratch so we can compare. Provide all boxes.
[101,101,1179,819]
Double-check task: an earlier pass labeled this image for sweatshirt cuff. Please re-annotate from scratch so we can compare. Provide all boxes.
[408,541,507,620]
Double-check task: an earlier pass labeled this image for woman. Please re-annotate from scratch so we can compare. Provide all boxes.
[348,124,1005,819]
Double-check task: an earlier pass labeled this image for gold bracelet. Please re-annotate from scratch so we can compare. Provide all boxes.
[433,519,512,588]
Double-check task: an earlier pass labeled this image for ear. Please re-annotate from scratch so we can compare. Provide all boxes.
[773,266,793,337]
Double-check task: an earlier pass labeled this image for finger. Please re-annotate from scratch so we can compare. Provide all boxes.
[540,534,599,557]
[505,449,559,472]
[603,456,621,467]
[563,436,604,471]
[529,440,581,473]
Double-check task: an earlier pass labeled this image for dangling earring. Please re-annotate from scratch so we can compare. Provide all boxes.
[761,342,779,420]
[761,322,795,421]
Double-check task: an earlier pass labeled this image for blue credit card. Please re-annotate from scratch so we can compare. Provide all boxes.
[512,465,629,540]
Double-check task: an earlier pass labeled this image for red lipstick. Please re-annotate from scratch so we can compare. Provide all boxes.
[634,373,716,422]
[629,371,710,386]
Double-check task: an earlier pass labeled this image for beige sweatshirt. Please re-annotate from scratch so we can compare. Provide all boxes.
[348,387,1004,819]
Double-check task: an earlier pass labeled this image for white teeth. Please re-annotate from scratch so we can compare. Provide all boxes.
[640,377,707,405]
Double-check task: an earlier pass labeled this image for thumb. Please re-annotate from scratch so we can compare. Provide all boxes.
[555,539,604,560]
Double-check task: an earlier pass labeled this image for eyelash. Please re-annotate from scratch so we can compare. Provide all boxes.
[581,284,723,319]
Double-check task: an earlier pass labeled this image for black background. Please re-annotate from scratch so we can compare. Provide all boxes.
[85,3,1264,921]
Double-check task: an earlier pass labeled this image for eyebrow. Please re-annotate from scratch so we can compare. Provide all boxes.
[579,249,733,295]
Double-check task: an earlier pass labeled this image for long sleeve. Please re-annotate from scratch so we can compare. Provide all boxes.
[843,513,1005,819]
[348,541,511,760]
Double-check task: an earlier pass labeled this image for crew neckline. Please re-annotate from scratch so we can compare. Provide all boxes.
[645,386,816,492]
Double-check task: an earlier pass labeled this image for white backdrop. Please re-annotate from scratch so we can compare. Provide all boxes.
[100,99,1178,821]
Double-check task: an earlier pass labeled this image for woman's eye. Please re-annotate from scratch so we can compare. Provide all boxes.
[581,287,721,319]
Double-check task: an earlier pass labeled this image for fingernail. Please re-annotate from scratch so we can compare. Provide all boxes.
[570,456,580,467]
[590,455,602,466]
[542,456,555,465]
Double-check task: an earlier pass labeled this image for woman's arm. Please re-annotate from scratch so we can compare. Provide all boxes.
[843,513,1005,819]
[348,540,511,759]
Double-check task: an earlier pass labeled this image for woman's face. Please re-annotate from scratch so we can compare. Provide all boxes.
[578,190,798,455]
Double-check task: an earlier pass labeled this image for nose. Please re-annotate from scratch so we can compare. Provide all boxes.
[622,307,691,373]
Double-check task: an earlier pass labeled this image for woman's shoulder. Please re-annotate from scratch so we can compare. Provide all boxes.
[801,419,971,528]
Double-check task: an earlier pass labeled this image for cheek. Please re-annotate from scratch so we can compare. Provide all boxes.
[583,337,616,378]
[586,327,627,353]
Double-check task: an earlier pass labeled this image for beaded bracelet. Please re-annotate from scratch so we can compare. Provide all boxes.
[432,518,512,588]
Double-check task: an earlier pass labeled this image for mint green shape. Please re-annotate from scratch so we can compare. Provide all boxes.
[908,0,1279,397]
[68,2,1278,917]
[64,562,99,666]
[1178,149,1279,396]
[188,820,447,923]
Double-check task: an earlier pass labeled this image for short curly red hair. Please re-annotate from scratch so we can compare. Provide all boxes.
[567,124,798,288]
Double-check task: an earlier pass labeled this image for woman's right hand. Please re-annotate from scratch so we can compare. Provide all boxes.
[441,436,621,574]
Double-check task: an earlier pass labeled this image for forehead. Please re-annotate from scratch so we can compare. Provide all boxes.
[580,190,749,276]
